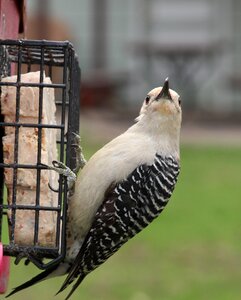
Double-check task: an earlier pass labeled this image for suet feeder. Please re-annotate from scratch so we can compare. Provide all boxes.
[0,39,80,274]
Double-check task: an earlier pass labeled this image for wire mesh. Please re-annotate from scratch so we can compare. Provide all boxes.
[0,39,80,269]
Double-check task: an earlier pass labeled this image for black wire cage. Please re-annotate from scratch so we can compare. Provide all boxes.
[0,39,80,270]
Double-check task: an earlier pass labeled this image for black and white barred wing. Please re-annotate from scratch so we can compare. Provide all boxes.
[126,154,179,233]
[59,154,180,299]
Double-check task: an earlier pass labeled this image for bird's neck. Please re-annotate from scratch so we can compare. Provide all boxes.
[129,114,181,161]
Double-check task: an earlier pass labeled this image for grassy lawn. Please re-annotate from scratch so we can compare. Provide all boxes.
[6,144,241,300]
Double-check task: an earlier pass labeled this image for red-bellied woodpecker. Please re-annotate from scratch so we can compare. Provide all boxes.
[7,78,181,300]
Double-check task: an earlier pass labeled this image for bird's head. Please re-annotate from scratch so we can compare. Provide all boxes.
[138,78,182,129]
[135,78,181,158]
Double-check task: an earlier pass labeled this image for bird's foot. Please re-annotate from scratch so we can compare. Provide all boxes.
[45,160,77,190]
[71,132,87,174]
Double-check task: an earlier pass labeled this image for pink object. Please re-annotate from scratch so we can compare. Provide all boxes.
[0,243,10,294]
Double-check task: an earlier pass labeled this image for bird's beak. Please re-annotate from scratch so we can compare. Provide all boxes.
[156,78,172,101]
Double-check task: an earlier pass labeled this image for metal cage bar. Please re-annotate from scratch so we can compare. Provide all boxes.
[0,39,80,270]
[10,44,22,244]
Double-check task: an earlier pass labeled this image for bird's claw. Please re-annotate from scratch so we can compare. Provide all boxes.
[43,160,77,190]
[71,132,86,174]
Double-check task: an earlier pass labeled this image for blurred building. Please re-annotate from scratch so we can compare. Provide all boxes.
[26,0,241,116]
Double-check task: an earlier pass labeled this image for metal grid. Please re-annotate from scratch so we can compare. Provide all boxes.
[0,39,80,269]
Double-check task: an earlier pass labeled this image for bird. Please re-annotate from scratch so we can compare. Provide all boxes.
[7,78,182,300]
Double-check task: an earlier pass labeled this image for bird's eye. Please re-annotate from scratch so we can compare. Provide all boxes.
[145,95,150,105]
[178,98,181,106]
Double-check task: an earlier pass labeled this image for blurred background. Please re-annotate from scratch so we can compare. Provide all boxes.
[24,0,241,145]
[2,0,241,299]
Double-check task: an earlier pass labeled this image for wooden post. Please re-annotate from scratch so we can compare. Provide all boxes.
[0,0,25,39]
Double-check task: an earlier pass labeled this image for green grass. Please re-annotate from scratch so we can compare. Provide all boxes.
[6,144,241,300]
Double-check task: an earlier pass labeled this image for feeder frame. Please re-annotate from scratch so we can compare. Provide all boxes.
[0,39,80,270]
